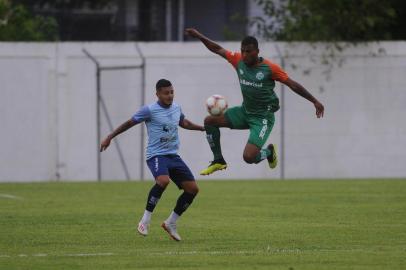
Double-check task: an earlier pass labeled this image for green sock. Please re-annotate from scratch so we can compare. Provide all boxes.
[204,125,224,161]
[254,148,271,164]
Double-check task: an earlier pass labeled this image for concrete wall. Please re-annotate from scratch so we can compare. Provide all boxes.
[1,41,405,182]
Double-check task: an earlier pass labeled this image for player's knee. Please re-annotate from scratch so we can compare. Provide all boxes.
[204,116,214,126]
[183,183,199,195]
[243,153,255,164]
[189,186,199,195]
[156,176,170,188]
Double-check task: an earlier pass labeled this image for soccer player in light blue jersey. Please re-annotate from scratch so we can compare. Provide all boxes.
[100,79,205,241]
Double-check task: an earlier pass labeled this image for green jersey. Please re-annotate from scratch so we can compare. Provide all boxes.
[225,50,289,115]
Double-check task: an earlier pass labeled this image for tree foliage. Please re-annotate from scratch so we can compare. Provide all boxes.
[14,0,113,9]
[253,0,406,41]
[250,0,405,88]
[0,0,58,41]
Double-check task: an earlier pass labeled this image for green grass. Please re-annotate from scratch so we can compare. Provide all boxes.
[1,179,406,269]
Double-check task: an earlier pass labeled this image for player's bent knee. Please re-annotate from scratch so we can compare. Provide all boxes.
[204,115,224,126]
[204,116,215,126]
[189,186,199,195]
[183,182,199,195]
[192,186,199,195]
[156,176,170,188]
[243,154,256,164]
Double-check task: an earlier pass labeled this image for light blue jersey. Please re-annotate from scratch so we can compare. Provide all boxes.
[132,102,185,160]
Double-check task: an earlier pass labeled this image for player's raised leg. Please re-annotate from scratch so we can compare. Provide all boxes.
[200,115,230,175]
[242,114,278,169]
[242,142,278,169]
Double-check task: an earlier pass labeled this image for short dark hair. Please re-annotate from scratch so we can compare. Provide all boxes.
[156,79,172,90]
[241,36,258,49]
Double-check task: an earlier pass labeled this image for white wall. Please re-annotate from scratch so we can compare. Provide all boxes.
[1,41,405,182]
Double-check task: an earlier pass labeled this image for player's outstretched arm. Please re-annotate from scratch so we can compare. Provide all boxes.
[283,78,325,118]
[179,118,205,131]
[100,119,138,152]
[184,28,227,59]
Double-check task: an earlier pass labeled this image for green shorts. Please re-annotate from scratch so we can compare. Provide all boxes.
[224,106,275,148]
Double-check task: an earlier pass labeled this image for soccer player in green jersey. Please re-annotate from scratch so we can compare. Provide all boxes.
[185,28,325,175]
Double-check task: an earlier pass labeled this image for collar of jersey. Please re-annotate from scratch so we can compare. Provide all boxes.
[157,101,172,109]
[245,57,264,68]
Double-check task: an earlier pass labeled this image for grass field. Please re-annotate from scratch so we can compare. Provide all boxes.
[1,179,405,269]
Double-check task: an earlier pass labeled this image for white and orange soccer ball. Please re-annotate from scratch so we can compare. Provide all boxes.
[206,94,228,116]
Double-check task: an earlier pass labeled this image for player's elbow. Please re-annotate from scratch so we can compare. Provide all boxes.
[208,45,222,54]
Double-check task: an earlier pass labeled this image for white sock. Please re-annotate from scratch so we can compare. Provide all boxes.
[166,211,180,224]
[140,210,152,224]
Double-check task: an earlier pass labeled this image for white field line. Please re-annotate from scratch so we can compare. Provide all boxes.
[150,249,302,256]
[0,248,303,259]
[0,193,23,200]
[64,253,115,257]
[0,253,115,258]
[33,254,48,257]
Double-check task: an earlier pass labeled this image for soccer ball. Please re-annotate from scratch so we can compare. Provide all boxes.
[206,94,228,116]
